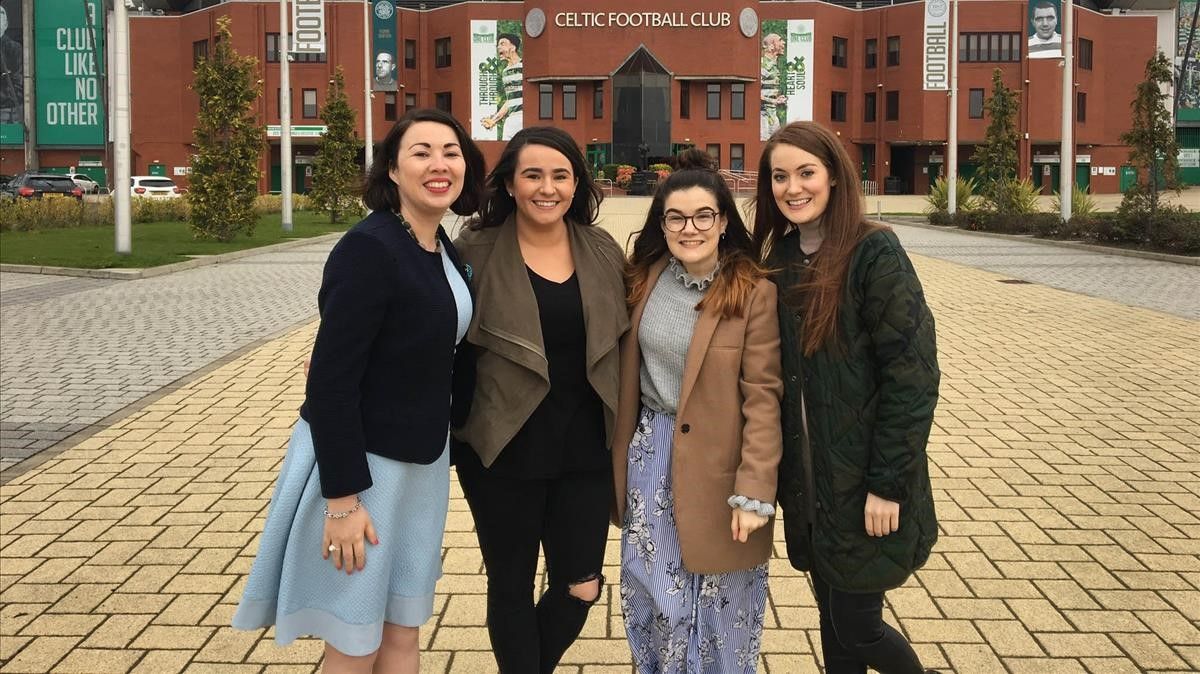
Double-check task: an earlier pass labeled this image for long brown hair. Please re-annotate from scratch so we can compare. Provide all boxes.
[627,150,766,319]
[751,122,883,355]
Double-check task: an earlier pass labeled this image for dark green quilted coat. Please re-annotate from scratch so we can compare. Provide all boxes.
[769,227,939,593]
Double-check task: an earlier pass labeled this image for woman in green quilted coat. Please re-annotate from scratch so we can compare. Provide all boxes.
[752,121,941,674]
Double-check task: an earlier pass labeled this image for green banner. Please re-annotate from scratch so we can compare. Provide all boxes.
[372,1,397,92]
[1,0,24,144]
[35,0,105,146]
[1179,1,1200,121]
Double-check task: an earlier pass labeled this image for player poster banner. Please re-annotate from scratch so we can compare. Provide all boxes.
[1027,0,1063,59]
[471,19,523,141]
[1178,1,1200,121]
[923,0,950,90]
[0,0,24,144]
[760,19,814,140]
[35,0,105,146]
[372,1,397,92]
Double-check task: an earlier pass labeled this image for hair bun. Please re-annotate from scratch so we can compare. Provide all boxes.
[675,148,718,172]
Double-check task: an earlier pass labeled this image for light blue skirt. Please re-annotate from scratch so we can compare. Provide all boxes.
[232,418,449,656]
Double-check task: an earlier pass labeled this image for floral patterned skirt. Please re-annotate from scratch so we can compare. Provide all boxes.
[620,407,768,674]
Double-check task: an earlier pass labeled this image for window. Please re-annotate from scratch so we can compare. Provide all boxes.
[706,144,721,168]
[385,93,397,121]
[1079,38,1093,70]
[706,83,721,119]
[404,39,416,69]
[435,37,451,68]
[731,83,745,120]
[434,92,451,113]
[833,37,848,68]
[864,92,876,123]
[865,38,877,69]
[885,90,899,121]
[730,144,745,172]
[405,93,417,112]
[969,88,984,119]
[192,39,208,68]
[539,83,553,119]
[276,88,292,119]
[959,33,1022,62]
[1077,92,1087,122]
[593,82,603,119]
[302,89,318,118]
[886,36,900,66]
[560,83,577,120]
[292,42,325,63]
[266,33,325,63]
[680,81,690,119]
[830,91,847,122]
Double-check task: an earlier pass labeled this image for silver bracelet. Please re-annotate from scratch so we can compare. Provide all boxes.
[324,496,362,520]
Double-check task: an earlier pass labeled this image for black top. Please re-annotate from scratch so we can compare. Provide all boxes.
[300,210,471,498]
[458,267,608,478]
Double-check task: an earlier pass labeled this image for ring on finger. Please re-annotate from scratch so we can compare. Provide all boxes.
[328,544,338,553]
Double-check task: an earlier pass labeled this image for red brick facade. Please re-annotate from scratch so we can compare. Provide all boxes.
[3,1,1161,195]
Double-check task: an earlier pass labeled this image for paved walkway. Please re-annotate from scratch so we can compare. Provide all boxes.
[883,219,1200,320]
[1,212,1198,672]
[0,241,333,473]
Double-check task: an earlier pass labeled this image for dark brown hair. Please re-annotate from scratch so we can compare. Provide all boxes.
[470,126,603,229]
[751,121,883,355]
[627,150,767,319]
[362,108,486,216]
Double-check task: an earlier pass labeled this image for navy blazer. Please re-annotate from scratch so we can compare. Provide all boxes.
[300,210,471,498]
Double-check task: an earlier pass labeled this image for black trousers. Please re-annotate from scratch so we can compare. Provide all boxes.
[457,464,611,674]
[811,570,926,674]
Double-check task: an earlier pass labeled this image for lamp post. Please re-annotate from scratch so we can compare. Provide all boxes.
[947,0,959,214]
[280,0,293,232]
[363,0,373,172]
[1060,0,1073,220]
[113,0,131,254]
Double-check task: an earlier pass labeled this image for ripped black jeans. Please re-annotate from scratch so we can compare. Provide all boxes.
[458,464,611,674]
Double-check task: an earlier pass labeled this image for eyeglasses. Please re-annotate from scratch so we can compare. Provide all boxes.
[662,210,719,232]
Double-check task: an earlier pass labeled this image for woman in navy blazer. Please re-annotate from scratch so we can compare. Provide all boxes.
[233,109,486,674]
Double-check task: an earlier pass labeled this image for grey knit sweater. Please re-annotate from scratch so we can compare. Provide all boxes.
[638,257,717,415]
[637,257,777,518]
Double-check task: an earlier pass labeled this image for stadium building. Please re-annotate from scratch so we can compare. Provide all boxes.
[1,0,1194,195]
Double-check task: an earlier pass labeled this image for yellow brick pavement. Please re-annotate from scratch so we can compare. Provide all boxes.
[1,252,1198,673]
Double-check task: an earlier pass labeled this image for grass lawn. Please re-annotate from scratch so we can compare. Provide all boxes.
[0,212,351,269]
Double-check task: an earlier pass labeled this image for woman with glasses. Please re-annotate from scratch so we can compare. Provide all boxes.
[613,149,783,672]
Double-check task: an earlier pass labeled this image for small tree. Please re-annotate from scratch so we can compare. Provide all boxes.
[974,68,1021,210]
[189,16,264,241]
[1120,50,1180,219]
[310,68,361,223]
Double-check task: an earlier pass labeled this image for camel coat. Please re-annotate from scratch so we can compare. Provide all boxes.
[612,257,784,574]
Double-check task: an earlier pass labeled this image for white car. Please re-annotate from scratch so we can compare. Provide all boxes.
[131,176,182,199]
[67,173,100,194]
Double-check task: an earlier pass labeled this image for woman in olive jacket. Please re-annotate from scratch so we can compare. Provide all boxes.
[753,122,940,674]
[450,127,629,674]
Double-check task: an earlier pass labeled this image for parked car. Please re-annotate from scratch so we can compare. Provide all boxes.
[130,176,182,199]
[0,173,84,201]
[66,173,101,194]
